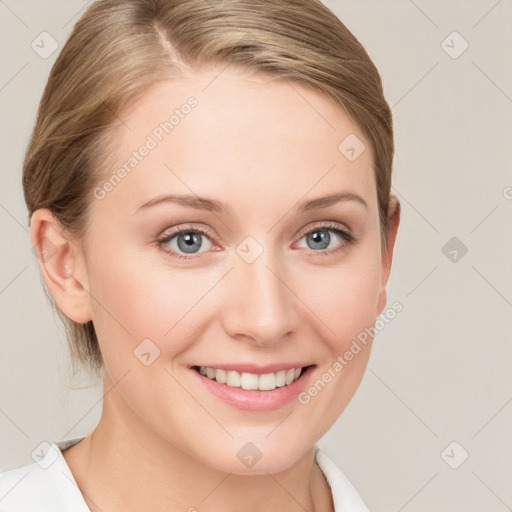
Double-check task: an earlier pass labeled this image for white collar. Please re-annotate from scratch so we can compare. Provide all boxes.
[0,437,368,511]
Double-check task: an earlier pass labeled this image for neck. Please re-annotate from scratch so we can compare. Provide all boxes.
[63,375,333,512]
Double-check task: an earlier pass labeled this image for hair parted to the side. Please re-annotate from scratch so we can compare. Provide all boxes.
[22,0,394,378]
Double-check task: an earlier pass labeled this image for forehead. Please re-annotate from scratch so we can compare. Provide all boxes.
[94,66,376,215]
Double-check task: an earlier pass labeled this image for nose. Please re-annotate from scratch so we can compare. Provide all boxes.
[221,245,299,347]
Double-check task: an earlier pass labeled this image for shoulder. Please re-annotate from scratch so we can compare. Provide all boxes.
[314,445,370,511]
[0,438,89,512]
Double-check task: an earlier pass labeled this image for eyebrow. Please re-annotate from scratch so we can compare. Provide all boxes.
[135,191,368,215]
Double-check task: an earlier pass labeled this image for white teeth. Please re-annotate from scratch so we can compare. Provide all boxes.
[226,370,240,387]
[259,373,277,391]
[275,370,286,387]
[215,368,227,384]
[240,372,259,390]
[197,366,306,390]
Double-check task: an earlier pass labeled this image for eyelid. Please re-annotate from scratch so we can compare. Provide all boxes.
[295,220,354,242]
[157,223,217,241]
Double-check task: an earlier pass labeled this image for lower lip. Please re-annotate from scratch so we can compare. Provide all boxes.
[190,366,315,412]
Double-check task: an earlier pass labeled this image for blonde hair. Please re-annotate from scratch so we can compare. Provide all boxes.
[23,0,394,378]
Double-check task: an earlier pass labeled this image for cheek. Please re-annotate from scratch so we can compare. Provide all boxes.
[296,251,383,350]
[87,248,221,361]
[291,252,383,434]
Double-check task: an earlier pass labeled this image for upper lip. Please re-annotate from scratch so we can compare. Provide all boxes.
[191,363,315,374]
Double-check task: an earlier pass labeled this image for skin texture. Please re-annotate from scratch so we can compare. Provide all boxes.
[30,66,400,512]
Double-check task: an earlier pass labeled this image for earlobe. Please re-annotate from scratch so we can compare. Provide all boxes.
[376,195,401,316]
[30,208,92,324]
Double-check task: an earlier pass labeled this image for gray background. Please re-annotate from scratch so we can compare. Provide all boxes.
[1,1,511,510]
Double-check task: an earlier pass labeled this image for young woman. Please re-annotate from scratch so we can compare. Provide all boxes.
[0,0,399,510]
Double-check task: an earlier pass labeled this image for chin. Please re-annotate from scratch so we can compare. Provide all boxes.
[194,437,311,476]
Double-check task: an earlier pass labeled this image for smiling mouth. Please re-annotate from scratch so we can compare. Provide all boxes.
[192,365,315,391]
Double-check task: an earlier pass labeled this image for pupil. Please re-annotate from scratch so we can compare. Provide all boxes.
[308,229,330,250]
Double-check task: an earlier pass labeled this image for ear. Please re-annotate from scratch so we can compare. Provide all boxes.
[30,208,92,324]
[376,195,401,316]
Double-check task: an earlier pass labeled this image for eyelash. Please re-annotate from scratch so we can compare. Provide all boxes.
[155,222,358,261]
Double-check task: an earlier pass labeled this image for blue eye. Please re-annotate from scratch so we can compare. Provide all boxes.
[296,224,356,255]
[157,227,214,259]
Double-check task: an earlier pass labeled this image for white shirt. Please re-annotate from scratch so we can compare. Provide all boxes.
[0,437,369,511]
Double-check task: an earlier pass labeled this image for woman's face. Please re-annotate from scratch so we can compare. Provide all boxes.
[72,66,396,474]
